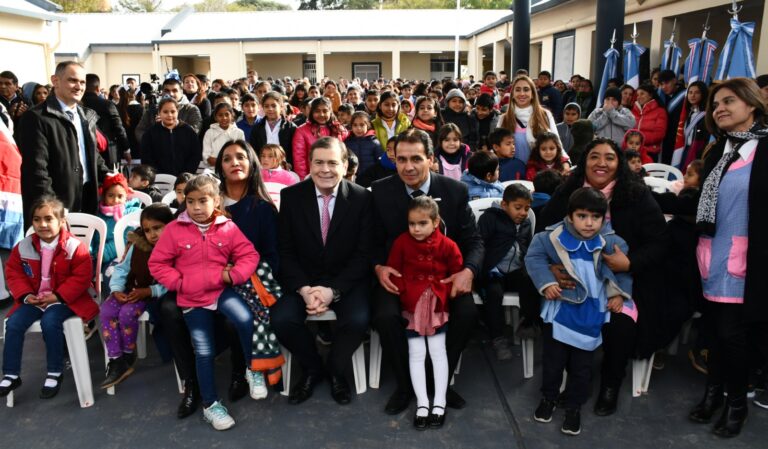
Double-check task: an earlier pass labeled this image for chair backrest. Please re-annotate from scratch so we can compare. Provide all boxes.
[643,176,674,193]
[643,163,684,181]
[67,213,107,300]
[154,174,177,196]
[468,197,535,238]
[501,179,535,192]
[129,190,153,207]
[161,191,176,205]
[264,182,287,210]
[113,210,143,261]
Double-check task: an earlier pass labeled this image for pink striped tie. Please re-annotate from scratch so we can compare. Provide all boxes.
[320,194,332,244]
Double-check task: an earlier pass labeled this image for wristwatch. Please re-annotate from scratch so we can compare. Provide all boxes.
[331,288,342,303]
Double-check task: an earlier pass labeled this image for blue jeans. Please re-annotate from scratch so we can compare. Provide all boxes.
[3,303,75,375]
[183,288,254,405]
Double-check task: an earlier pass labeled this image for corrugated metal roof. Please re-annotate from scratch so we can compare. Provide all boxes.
[56,12,174,57]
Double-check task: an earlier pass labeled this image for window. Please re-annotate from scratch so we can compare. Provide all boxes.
[430,60,455,81]
[352,63,381,82]
[553,31,575,82]
[303,61,316,84]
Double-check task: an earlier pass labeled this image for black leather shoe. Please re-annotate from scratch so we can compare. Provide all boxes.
[712,396,748,438]
[288,372,324,405]
[385,388,414,415]
[446,387,466,409]
[228,374,248,402]
[330,375,351,405]
[0,376,22,397]
[429,405,446,428]
[413,407,429,430]
[177,379,200,419]
[593,386,619,416]
[39,373,63,399]
[689,384,724,423]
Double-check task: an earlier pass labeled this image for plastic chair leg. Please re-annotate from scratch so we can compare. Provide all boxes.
[352,343,367,394]
[63,317,95,407]
[101,338,115,396]
[280,345,292,397]
[511,308,521,345]
[137,319,148,359]
[522,338,534,379]
[174,362,183,394]
[560,370,568,393]
[632,354,655,398]
[369,330,381,389]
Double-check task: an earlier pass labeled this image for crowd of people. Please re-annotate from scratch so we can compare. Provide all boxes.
[0,60,767,438]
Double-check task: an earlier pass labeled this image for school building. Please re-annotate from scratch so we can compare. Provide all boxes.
[2,0,767,86]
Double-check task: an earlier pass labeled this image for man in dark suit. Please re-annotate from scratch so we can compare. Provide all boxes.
[371,128,483,414]
[82,73,131,167]
[272,136,372,405]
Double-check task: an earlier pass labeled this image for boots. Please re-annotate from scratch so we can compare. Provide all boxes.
[177,379,200,419]
[689,384,724,423]
[712,395,748,438]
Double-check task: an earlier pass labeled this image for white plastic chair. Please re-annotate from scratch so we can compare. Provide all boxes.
[112,210,142,262]
[643,163,683,181]
[264,182,287,210]
[154,174,177,196]
[632,354,655,397]
[469,197,502,224]
[501,180,535,191]
[6,213,107,408]
[128,190,153,207]
[161,191,176,205]
[281,311,366,396]
[643,176,674,193]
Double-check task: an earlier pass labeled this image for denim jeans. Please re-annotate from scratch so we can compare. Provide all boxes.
[183,288,254,405]
[3,303,75,375]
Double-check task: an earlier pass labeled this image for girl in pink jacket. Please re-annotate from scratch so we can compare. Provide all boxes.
[149,175,259,431]
[291,97,349,179]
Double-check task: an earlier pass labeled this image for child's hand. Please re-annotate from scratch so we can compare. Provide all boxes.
[543,285,562,300]
[607,296,624,314]
[114,292,129,303]
[24,294,40,305]
[126,288,152,303]
[221,266,233,285]
[37,293,58,307]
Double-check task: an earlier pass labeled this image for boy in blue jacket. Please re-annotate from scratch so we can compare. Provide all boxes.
[524,187,635,436]
[461,150,504,200]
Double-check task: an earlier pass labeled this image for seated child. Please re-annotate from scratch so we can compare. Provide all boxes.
[149,175,261,431]
[129,164,164,202]
[170,172,193,209]
[100,204,174,389]
[259,144,300,186]
[433,123,471,180]
[478,184,540,361]
[357,138,397,188]
[556,103,581,153]
[489,128,526,181]
[460,150,504,200]
[622,129,644,153]
[525,132,571,181]
[531,169,564,215]
[0,196,99,399]
[525,187,635,436]
[626,150,646,177]
[97,172,143,267]
[386,196,463,429]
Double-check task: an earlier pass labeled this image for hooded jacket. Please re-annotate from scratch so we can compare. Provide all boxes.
[632,99,668,163]
[201,123,245,169]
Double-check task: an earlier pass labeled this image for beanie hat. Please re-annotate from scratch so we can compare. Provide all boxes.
[445,88,467,104]
[99,172,133,196]
[571,119,595,145]
[603,88,621,103]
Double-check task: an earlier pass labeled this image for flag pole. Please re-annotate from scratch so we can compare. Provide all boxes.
[631,22,638,45]
[728,0,741,20]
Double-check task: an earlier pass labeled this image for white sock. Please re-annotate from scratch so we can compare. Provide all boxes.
[44,372,61,388]
[408,337,429,417]
[0,374,19,387]
[427,333,448,415]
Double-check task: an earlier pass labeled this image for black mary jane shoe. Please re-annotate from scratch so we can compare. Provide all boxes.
[414,406,430,430]
[39,374,63,399]
[0,376,22,397]
[428,405,446,428]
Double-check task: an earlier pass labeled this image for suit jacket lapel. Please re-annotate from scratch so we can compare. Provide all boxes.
[302,180,323,245]
[326,180,349,242]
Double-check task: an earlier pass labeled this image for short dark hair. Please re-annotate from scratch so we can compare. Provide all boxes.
[85,73,100,91]
[196,74,209,84]
[658,70,677,83]
[533,169,564,195]
[241,93,257,104]
[502,183,532,203]
[488,128,513,148]
[30,195,65,220]
[408,195,439,221]
[483,71,497,80]
[309,136,348,163]
[140,203,174,226]
[567,187,608,217]
[365,89,379,98]
[475,93,495,109]
[538,71,552,79]
[394,128,434,157]
[0,71,18,84]
[625,149,642,160]
[131,164,156,184]
[54,61,83,77]
[467,150,499,180]
[162,77,181,89]
[338,103,354,115]
[174,172,194,189]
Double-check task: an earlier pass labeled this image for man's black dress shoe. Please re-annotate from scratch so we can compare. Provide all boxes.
[385,388,414,415]
[593,386,619,416]
[414,406,429,430]
[712,396,748,438]
[288,372,324,405]
[330,375,351,405]
[177,379,200,419]
[446,387,466,409]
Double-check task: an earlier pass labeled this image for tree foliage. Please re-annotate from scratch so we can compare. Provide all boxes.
[118,0,164,12]
[300,0,511,9]
[299,0,378,9]
[236,0,292,10]
[182,0,291,11]
[59,0,111,12]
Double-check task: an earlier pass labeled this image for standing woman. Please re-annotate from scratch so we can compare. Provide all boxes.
[289,83,308,109]
[676,81,710,170]
[183,74,212,122]
[620,84,635,110]
[117,87,144,160]
[689,78,768,438]
[497,75,561,164]
[631,84,667,163]
[249,92,297,167]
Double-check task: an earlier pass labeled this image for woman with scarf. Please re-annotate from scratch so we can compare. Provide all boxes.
[688,78,768,438]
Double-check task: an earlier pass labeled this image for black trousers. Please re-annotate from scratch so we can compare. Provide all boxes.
[541,324,593,409]
[483,270,540,338]
[599,312,637,389]
[270,283,370,378]
[157,293,245,381]
[371,286,478,392]
[706,302,768,398]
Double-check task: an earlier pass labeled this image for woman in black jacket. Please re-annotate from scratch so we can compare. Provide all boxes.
[249,92,297,167]
[140,98,201,176]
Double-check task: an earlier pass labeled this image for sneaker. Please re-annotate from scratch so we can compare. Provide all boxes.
[492,336,513,361]
[561,408,581,436]
[534,398,556,423]
[203,401,235,430]
[754,390,768,410]
[246,370,268,400]
[688,349,709,375]
[100,356,134,389]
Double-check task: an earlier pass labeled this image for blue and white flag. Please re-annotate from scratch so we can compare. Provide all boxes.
[596,47,619,106]
[715,18,756,80]
[684,38,718,85]
[623,41,646,89]
[661,40,683,76]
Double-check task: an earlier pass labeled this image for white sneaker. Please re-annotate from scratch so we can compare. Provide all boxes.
[246,370,268,400]
[203,401,235,430]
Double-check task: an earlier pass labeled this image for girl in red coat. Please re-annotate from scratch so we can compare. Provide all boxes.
[386,196,463,430]
[631,84,668,163]
[525,131,571,181]
[0,196,98,399]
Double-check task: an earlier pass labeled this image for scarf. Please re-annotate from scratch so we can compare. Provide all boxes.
[412,118,435,133]
[99,203,126,221]
[515,105,533,127]
[584,179,616,220]
[696,122,768,236]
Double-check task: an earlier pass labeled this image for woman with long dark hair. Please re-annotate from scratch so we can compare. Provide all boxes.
[674,81,710,170]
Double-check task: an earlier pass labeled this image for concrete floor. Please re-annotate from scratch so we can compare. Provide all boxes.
[0,302,765,449]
